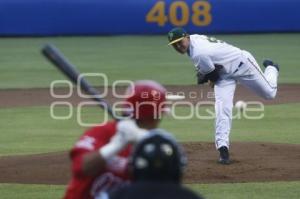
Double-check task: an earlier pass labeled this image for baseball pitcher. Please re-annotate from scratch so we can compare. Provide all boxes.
[168,27,279,165]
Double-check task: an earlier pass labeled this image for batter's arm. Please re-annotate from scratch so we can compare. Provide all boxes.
[82,120,147,176]
[80,133,126,176]
[82,152,107,176]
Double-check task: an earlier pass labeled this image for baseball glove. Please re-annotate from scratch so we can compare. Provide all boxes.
[196,64,223,85]
[196,72,208,84]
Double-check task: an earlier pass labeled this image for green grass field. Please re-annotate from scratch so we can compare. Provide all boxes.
[0,34,299,88]
[1,181,300,199]
[0,35,299,198]
[189,181,300,199]
[0,103,300,156]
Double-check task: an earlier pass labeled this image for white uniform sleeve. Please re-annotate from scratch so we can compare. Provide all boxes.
[193,54,215,75]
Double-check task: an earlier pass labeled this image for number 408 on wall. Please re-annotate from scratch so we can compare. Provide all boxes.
[146,1,212,27]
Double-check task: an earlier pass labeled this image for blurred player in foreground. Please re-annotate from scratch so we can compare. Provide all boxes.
[63,80,167,199]
[168,27,279,165]
[101,130,204,199]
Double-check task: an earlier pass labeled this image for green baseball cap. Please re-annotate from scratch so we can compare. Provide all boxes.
[168,27,188,45]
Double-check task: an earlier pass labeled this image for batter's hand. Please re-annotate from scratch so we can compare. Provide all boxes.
[99,120,148,160]
[117,119,148,144]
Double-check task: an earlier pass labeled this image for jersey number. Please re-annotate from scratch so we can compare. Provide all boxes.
[206,36,224,43]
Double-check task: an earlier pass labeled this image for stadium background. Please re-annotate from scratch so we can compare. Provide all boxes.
[0,0,300,198]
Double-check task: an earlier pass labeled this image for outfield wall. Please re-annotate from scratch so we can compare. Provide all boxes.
[0,0,299,36]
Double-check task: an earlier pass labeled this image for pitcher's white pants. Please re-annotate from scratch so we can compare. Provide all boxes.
[214,51,279,149]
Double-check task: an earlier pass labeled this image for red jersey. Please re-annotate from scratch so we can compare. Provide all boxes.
[63,121,132,199]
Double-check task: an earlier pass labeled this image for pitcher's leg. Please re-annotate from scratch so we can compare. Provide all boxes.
[214,80,236,150]
[263,60,279,89]
[239,53,279,100]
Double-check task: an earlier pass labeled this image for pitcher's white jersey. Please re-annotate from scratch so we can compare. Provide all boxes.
[186,34,278,151]
[168,28,279,164]
[188,34,242,76]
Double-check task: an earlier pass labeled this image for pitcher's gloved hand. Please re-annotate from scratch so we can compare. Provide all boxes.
[196,72,208,84]
[208,80,215,88]
[197,64,223,85]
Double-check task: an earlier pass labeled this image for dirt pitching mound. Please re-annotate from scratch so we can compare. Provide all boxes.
[0,142,299,185]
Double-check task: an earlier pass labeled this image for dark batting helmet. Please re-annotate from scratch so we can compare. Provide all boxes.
[123,80,167,120]
[130,129,186,183]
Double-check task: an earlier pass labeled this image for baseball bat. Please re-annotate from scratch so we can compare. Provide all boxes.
[41,44,118,120]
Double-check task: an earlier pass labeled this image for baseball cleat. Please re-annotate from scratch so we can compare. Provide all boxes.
[218,146,230,165]
[263,59,279,71]
[219,157,230,165]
